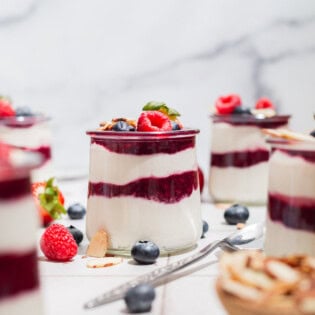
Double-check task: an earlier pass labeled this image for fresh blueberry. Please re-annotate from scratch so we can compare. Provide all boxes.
[15,106,34,117]
[112,121,135,131]
[67,203,86,220]
[224,204,249,225]
[67,225,84,245]
[124,283,155,313]
[201,220,209,238]
[310,130,315,137]
[232,106,252,115]
[131,241,160,264]
[171,121,181,130]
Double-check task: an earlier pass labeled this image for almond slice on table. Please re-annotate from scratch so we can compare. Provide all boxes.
[86,257,123,268]
[86,229,109,258]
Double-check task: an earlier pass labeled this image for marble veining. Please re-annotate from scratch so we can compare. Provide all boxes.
[0,0,314,178]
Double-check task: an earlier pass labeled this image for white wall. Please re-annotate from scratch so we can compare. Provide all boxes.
[0,0,314,177]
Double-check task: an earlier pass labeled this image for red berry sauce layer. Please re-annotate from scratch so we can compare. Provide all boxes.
[210,148,269,168]
[0,177,31,199]
[268,193,315,232]
[0,249,39,299]
[275,148,315,164]
[90,132,196,155]
[88,171,199,203]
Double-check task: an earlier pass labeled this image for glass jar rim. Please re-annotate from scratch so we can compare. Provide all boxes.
[86,128,200,140]
[210,114,291,124]
[0,114,50,127]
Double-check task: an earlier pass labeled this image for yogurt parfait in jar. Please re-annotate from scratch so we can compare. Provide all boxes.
[0,96,53,182]
[209,95,290,204]
[86,102,202,255]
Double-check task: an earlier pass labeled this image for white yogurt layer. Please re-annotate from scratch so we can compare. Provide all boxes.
[0,288,43,315]
[209,162,268,204]
[89,142,197,184]
[264,217,315,256]
[0,122,52,149]
[0,197,39,252]
[269,150,315,199]
[210,123,270,153]
[86,190,202,252]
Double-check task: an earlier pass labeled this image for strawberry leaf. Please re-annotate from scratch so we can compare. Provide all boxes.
[38,177,66,219]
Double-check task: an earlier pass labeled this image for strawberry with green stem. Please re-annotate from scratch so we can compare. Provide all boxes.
[32,178,66,227]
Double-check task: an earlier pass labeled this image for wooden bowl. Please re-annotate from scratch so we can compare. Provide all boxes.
[216,279,301,315]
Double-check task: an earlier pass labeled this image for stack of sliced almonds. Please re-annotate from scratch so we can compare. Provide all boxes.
[216,251,315,315]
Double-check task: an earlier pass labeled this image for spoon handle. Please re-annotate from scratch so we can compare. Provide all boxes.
[83,240,222,309]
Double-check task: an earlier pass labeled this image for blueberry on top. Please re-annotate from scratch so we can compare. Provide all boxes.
[310,130,315,137]
[171,121,181,130]
[232,106,252,115]
[224,204,249,225]
[112,121,135,131]
[15,106,34,117]
[124,283,155,313]
[131,240,160,264]
[67,203,86,220]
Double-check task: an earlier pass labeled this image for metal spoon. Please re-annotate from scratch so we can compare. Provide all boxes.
[83,222,264,310]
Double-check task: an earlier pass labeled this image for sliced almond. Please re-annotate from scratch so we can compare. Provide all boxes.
[86,229,109,258]
[265,260,300,284]
[262,128,315,142]
[296,291,315,314]
[220,277,263,301]
[86,257,122,268]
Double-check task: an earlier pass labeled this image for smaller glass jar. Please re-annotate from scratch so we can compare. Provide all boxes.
[86,129,202,255]
[0,144,44,315]
[0,115,53,181]
[208,114,290,204]
[264,137,315,256]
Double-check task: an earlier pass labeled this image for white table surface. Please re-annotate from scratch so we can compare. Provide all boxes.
[38,178,266,315]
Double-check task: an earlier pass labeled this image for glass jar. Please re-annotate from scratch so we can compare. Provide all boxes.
[208,114,290,204]
[264,137,315,256]
[86,129,202,255]
[0,144,44,315]
[0,115,53,181]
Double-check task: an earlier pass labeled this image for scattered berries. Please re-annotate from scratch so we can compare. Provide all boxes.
[201,220,209,238]
[32,178,66,227]
[215,94,241,115]
[137,111,172,132]
[310,130,315,138]
[124,283,156,313]
[224,204,249,225]
[131,241,160,264]
[198,167,204,193]
[67,225,84,245]
[0,97,15,117]
[67,203,86,220]
[40,224,78,261]
[255,98,275,110]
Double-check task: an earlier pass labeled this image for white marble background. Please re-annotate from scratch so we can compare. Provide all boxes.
[0,0,315,178]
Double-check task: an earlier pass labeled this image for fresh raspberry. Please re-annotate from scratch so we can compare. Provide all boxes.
[40,224,78,261]
[255,98,275,110]
[0,97,15,117]
[215,94,241,115]
[137,111,172,131]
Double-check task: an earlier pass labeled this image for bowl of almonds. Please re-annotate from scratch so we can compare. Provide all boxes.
[216,251,315,315]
